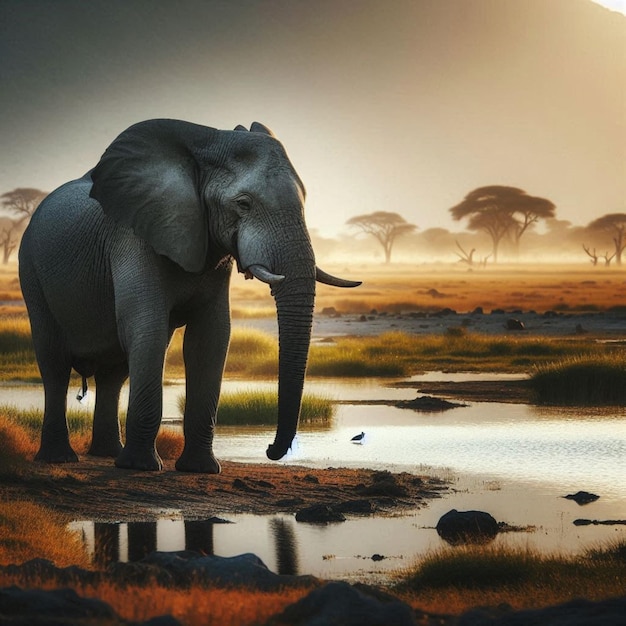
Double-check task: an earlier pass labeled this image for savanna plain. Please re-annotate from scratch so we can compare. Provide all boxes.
[1,262,625,625]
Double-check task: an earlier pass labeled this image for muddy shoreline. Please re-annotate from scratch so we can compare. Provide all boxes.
[392,378,533,404]
[5,457,450,523]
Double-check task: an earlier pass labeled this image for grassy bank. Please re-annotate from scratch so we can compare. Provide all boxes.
[397,542,626,614]
[530,354,626,404]
[167,327,610,378]
[1,314,620,382]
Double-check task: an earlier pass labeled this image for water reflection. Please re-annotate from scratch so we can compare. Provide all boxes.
[81,516,303,576]
[184,519,215,554]
[72,486,626,584]
[270,517,300,576]
[94,522,119,566]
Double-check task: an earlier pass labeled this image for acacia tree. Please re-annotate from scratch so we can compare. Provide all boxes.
[449,186,555,262]
[587,213,626,266]
[0,188,47,263]
[346,211,417,263]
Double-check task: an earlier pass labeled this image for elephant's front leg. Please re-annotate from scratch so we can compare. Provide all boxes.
[115,334,168,471]
[108,267,172,472]
[176,294,231,474]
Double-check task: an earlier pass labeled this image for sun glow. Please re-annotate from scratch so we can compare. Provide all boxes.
[590,0,626,15]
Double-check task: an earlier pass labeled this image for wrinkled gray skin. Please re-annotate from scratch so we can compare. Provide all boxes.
[19,119,360,472]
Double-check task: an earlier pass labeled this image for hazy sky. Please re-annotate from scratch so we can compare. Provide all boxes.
[1,0,624,236]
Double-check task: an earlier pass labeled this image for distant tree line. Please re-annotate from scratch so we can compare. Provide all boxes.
[0,188,47,264]
[342,185,625,266]
[1,184,623,268]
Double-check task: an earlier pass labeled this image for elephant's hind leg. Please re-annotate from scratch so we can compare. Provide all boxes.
[88,364,128,457]
[35,361,77,463]
[21,264,78,464]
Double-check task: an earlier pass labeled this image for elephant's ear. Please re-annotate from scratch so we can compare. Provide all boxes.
[250,122,275,137]
[90,119,212,273]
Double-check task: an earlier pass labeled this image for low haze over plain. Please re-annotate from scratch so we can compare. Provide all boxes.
[0,0,624,236]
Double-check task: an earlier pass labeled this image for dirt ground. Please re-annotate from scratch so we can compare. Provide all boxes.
[4,456,450,522]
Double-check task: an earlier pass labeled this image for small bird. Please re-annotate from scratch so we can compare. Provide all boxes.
[351,431,366,443]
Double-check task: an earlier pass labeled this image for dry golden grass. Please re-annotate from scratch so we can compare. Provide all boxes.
[156,426,185,459]
[4,262,626,317]
[90,583,310,626]
[311,264,626,314]
[0,572,311,626]
[0,498,91,568]
[397,542,626,615]
[0,414,37,474]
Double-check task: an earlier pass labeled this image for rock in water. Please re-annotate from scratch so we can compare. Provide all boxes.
[436,509,499,544]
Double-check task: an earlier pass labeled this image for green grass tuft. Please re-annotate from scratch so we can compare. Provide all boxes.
[178,388,335,426]
[530,355,626,404]
[398,541,626,594]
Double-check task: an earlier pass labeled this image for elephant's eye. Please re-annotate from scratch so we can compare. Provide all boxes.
[235,196,252,211]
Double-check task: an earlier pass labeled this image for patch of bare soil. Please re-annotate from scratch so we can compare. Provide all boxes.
[393,378,533,404]
[3,457,450,522]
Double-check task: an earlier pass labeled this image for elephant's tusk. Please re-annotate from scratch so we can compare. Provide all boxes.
[315,267,362,288]
[247,264,286,285]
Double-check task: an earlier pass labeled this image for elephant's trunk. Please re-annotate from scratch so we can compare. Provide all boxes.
[266,265,315,460]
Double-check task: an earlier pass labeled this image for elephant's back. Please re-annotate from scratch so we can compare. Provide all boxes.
[22,174,105,251]
[19,173,118,345]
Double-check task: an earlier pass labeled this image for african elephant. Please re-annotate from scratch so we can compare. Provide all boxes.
[19,119,359,472]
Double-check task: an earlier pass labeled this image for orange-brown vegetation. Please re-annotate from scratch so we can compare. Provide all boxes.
[4,261,626,318]
[0,570,311,626]
[80,583,310,626]
[227,264,626,316]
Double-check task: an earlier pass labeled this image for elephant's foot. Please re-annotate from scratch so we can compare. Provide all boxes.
[175,448,221,474]
[115,445,163,471]
[35,442,79,464]
[87,440,123,458]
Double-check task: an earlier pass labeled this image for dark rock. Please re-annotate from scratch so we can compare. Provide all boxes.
[359,314,367,322]
[573,518,626,526]
[267,580,416,626]
[564,490,600,505]
[0,586,121,624]
[106,560,175,587]
[0,558,100,586]
[358,476,409,498]
[204,516,232,524]
[372,470,393,482]
[471,306,484,315]
[275,497,305,507]
[295,504,346,524]
[371,554,385,561]
[456,595,626,626]
[254,479,276,490]
[232,478,257,492]
[491,308,505,315]
[321,306,340,317]
[139,551,315,590]
[426,288,445,298]
[505,318,525,330]
[436,509,499,545]
[335,499,377,514]
[302,474,320,484]
[142,617,183,626]
[395,395,466,412]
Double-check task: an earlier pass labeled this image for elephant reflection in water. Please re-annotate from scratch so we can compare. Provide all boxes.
[91,517,300,573]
